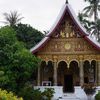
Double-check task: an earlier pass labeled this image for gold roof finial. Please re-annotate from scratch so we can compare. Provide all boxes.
[66,0,68,4]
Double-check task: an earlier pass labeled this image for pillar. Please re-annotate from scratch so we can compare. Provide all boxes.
[79,60,84,86]
[53,62,57,86]
[97,61,100,85]
[95,61,97,84]
[37,66,40,86]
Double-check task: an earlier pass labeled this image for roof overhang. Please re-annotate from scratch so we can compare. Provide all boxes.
[30,3,100,53]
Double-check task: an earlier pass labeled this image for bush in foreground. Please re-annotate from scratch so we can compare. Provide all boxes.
[0,88,23,100]
[95,91,100,100]
[18,86,55,100]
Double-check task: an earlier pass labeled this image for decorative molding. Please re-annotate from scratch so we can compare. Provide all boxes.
[36,18,100,63]
[37,38,99,55]
[37,54,100,63]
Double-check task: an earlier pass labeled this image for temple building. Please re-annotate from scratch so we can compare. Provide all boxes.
[30,1,100,94]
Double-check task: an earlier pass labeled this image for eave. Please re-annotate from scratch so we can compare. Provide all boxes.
[30,4,100,54]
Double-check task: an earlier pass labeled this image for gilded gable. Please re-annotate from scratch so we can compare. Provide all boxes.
[31,3,100,62]
[37,38,99,55]
[37,15,99,55]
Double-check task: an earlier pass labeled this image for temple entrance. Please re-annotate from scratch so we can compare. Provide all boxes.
[57,61,74,92]
[64,74,73,92]
[57,61,79,92]
[69,61,80,86]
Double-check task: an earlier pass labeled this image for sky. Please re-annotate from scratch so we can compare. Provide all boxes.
[0,0,87,32]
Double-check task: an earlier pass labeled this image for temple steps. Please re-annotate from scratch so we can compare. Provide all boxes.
[56,93,81,100]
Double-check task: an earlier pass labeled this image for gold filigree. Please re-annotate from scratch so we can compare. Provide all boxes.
[65,43,71,50]
[60,31,65,37]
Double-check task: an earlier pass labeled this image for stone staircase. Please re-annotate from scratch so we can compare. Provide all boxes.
[57,93,81,100]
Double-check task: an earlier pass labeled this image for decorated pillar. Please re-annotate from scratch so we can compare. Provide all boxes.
[37,65,41,86]
[95,61,98,85]
[79,60,84,86]
[97,61,100,85]
[53,55,58,86]
[53,61,57,86]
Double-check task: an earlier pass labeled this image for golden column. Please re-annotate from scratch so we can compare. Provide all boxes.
[97,61,100,85]
[95,61,98,85]
[53,56,58,86]
[79,56,84,86]
[37,63,41,86]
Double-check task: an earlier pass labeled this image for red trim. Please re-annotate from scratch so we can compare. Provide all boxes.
[66,6,88,37]
[84,36,100,51]
[32,37,50,54]
[46,6,67,37]
[46,5,88,37]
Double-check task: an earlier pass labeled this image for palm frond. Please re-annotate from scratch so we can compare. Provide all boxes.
[88,7,94,17]
[98,5,100,11]
[83,6,92,15]
[3,11,24,26]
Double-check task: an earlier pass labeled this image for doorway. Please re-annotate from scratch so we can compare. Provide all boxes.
[64,74,74,92]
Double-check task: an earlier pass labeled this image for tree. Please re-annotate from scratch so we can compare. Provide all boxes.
[78,12,92,32]
[0,26,40,94]
[3,11,23,27]
[83,0,100,22]
[13,23,44,49]
[2,11,44,48]
[82,0,100,42]
[91,19,100,42]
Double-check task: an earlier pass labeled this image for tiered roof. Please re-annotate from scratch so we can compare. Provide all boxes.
[30,3,100,53]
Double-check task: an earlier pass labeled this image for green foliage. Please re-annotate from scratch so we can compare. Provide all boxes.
[78,0,100,42]
[0,88,23,100]
[0,26,40,94]
[78,12,92,32]
[42,88,55,100]
[0,26,16,66]
[14,23,44,49]
[19,87,42,100]
[90,19,100,42]
[32,89,42,100]
[95,91,100,100]
[18,87,55,100]
[83,0,100,21]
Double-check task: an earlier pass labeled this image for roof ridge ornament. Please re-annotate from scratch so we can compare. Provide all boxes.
[66,0,68,4]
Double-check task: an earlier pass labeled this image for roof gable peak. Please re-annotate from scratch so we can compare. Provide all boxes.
[30,3,100,53]
[66,0,69,4]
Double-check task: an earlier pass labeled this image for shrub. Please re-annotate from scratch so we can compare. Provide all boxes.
[82,83,96,95]
[19,86,42,100]
[0,88,23,100]
[42,88,55,100]
[95,91,100,100]
[33,89,42,100]
[18,86,55,100]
